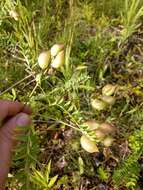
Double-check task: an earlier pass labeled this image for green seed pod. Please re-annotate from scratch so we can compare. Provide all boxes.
[9,10,19,21]
[80,135,99,153]
[103,136,114,147]
[101,95,115,105]
[51,44,64,57]
[102,84,116,96]
[38,51,51,70]
[51,50,64,69]
[91,98,107,111]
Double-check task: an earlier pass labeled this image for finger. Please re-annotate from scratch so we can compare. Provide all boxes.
[0,100,32,122]
[22,104,32,115]
[0,112,31,190]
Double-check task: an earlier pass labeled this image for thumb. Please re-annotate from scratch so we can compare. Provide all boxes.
[0,112,31,140]
[0,113,31,190]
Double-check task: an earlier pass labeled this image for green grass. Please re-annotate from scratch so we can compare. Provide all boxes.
[1,0,143,189]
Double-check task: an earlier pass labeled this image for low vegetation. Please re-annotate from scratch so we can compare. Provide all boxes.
[1,0,143,189]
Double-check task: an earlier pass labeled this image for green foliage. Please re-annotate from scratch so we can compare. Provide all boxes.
[81,0,124,18]
[1,0,143,189]
[11,125,39,189]
[31,160,58,190]
[113,129,143,189]
[121,0,143,41]
[97,167,109,181]
[78,156,84,175]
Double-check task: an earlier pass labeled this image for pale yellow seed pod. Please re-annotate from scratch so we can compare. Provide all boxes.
[103,136,114,147]
[84,120,105,140]
[85,120,100,130]
[91,98,107,111]
[100,123,115,135]
[101,95,116,105]
[51,50,64,69]
[38,51,51,70]
[51,44,64,57]
[9,10,19,21]
[102,84,116,96]
[95,129,105,140]
[80,135,99,153]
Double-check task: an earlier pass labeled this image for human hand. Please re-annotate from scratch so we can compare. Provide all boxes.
[0,100,32,190]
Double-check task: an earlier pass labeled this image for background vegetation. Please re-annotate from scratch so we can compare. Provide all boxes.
[1,0,143,189]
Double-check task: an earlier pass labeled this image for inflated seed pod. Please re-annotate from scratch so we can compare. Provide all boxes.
[102,84,116,96]
[38,51,51,70]
[51,44,64,57]
[9,10,19,21]
[100,123,115,135]
[84,120,106,140]
[91,98,107,111]
[85,120,100,130]
[103,136,114,147]
[101,95,115,105]
[95,129,105,140]
[51,50,64,69]
[80,135,99,153]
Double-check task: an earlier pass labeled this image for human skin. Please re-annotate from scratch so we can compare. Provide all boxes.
[0,100,32,190]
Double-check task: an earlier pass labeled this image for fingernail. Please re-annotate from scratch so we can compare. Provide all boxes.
[16,113,30,127]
